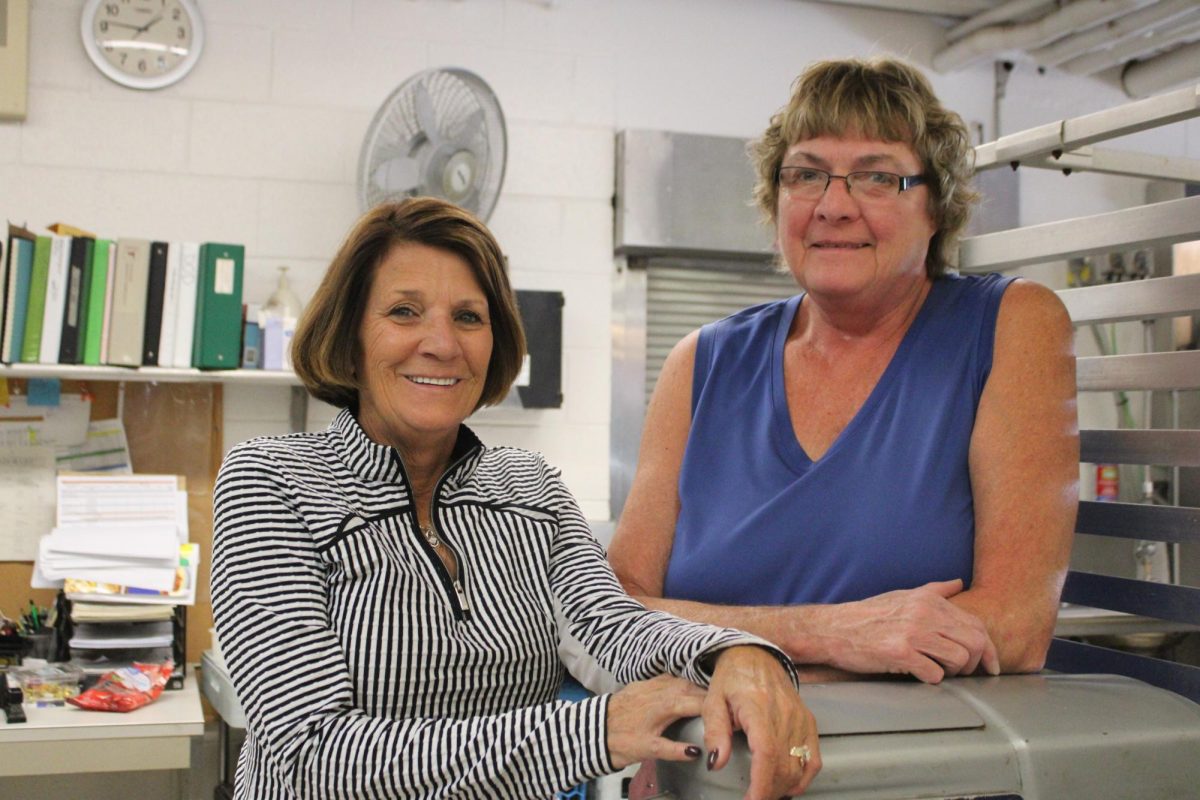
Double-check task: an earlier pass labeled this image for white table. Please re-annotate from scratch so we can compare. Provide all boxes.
[0,677,204,777]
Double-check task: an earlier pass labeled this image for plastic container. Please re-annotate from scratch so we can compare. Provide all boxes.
[11,662,85,706]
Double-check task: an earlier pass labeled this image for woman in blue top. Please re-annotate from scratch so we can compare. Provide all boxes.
[608,57,1079,685]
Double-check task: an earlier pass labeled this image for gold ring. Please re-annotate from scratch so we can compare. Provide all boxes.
[789,744,811,768]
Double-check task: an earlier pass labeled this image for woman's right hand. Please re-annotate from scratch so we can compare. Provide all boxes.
[606,675,708,769]
[805,579,999,683]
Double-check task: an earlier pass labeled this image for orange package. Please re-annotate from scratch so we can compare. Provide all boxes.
[67,661,174,713]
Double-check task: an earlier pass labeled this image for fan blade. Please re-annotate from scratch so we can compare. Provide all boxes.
[372,156,423,196]
[414,82,443,148]
[447,108,485,151]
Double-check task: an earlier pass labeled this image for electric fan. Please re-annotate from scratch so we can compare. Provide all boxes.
[357,68,507,221]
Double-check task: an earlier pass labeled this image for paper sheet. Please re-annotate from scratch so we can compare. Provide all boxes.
[0,394,91,448]
[64,542,200,605]
[56,473,187,541]
[54,418,133,474]
[0,446,57,560]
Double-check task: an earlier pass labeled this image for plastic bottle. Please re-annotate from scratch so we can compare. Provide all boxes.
[1095,463,1119,501]
[261,267,303,370]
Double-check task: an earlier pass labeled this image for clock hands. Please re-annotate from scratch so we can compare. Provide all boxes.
[101,14,162,38]
[137,14,164,35]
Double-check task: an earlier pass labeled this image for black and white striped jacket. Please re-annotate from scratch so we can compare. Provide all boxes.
[212,409,788,799]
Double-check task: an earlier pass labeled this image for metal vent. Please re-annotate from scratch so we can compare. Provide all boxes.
[644,264,797,405]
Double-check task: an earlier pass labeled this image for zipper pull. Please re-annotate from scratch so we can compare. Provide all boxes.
[454,580,471,620]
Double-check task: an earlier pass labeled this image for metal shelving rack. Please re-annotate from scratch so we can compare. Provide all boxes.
[963,84,1200,704]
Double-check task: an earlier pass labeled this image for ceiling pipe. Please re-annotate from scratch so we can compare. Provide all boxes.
[807,0,991,15]
[932,0,1145,72]
[1062,15,1200,75]
[1122,42,1200,98]
[1029,0,1200,68]
[947,0,1056,45]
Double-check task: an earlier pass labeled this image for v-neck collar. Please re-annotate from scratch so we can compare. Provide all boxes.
[769,282,941,471]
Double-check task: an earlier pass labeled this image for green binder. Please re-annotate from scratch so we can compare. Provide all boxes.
[20,236,52,363]
[192,242,245,369]
[81,239,111,365]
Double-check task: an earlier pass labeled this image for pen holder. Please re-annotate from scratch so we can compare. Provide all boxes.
[23,629,57,662]
[0,633,28,668]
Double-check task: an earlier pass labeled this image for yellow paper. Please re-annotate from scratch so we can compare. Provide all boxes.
[47,222,98,238]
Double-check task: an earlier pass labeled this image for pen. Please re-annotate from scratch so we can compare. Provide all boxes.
[28,601,39,631]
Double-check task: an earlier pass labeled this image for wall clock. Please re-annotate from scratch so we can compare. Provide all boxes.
[80,0,205,90]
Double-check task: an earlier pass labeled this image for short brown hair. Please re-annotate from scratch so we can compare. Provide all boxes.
[291,197,526,410]
[749,57,977,277]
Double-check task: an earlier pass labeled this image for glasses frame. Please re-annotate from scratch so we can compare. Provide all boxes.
[776,166,928,200]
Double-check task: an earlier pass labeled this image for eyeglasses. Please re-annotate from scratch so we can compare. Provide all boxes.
[777,166,928,201]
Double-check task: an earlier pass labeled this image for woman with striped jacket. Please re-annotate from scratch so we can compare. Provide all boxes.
[211,197,819,799]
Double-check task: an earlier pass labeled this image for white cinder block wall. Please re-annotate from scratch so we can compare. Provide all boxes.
[7,0,1197,523]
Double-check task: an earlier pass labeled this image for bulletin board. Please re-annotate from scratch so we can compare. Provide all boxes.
[0,379,222,666]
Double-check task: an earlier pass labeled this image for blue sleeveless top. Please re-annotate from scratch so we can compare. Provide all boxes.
[663,273,1015,606]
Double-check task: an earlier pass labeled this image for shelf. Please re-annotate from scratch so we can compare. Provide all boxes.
[0,363,301,386]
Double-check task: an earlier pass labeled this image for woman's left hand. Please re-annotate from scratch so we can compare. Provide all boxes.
[704,645,820,799]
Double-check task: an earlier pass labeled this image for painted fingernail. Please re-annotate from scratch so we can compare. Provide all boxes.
[685,745,702,758]
[706,749,718,770]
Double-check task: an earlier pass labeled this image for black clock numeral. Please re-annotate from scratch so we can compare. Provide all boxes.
[119,52,127,65]
[138,58,147,73]
[172,8,181,20]
[105,3,119,15]
[99,20,108,32]
[177,26,186,40]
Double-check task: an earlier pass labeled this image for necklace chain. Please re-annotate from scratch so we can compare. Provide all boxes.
[420,523,441,549]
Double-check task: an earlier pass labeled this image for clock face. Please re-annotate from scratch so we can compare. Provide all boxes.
[81,0,204,90]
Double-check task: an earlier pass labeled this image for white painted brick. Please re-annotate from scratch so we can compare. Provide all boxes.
[559,273,610,351]
[196,0,352,32]
[564,345,610,426]
[223,384,294,422]
[504,123,613,199]
[21,90,190,172]
[501,0,620,58]
[257,181,359,262]
[27,3,96,93]
[96,173,261,245]
[222,419,293,456]
[272,29,430,110]
[571,54,617,127]
[0,125,19,162]
[426,42,574,125]
[487,196,564,271]
[4,165,103,232]
[560,200,614,274]
[177,25,273,103]
[351,0,504,43]
[306,398,341,431]
[243,257,330,312]
[189,102,355,182]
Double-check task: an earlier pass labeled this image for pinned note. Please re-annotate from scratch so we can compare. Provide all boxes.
[27,378,62,407]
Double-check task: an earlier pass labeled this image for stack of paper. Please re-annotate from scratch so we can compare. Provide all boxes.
[32,473,198,606]
[70,602,175,623]
[38,523,178,590]
[69,620,174,650]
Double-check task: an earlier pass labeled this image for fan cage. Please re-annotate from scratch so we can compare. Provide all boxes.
[358,68,507,222]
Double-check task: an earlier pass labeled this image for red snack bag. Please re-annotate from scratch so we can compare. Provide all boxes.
[67,661,174,713]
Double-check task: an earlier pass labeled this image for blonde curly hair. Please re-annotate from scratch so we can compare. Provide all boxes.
[749,57,977,277]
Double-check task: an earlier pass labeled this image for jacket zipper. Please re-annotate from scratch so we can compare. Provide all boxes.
[398,449,474,622]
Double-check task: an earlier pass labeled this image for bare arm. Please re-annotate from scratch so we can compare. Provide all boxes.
[952,279,1079,672]
[607,330,998,684]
